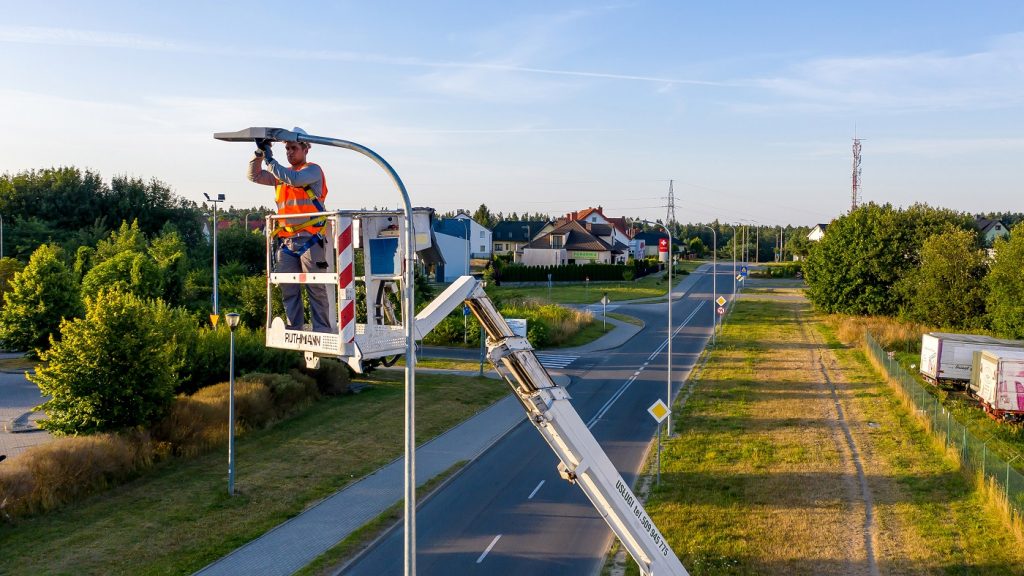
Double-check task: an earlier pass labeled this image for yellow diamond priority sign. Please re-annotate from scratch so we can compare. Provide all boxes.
[716,296,726,307]
[648,399,670,423]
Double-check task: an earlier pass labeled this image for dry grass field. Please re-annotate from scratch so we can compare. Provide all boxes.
[627,292,1024,575]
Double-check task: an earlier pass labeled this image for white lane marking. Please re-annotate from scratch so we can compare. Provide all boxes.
[477,534,502,564]
[589,302,705,429]
[634,371,641,376]
[535,352,580,369]
[528,480,545,500]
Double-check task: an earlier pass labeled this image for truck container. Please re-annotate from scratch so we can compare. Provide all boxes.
[919,332,1024,383]
[975,350,1024,421]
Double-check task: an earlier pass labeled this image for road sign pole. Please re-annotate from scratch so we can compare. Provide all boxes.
[657,423,662,486]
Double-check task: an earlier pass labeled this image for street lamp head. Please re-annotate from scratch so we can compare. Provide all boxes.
[226,312,241,330]
[203,192,211,201]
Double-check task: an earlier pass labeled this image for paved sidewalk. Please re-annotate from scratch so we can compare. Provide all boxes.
[195,374,569,576]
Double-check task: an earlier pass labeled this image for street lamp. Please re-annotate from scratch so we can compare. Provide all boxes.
[216,127,417,575]
[728,225,738,296]
[701,225,717,345]
[642,221,673,436]
[226,312,241,495]
[204,193,226,317]
[463,217,471,343]
[244,212,260,232]
[0,213,4,259]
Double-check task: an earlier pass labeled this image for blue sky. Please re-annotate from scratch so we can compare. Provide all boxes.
[1,1,1022,225]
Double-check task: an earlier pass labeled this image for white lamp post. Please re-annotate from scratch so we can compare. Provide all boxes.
[643,221,673,435]
[701,225,717,345]
[214,127,417,575]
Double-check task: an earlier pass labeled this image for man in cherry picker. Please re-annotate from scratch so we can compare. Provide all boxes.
[247,129,331,332]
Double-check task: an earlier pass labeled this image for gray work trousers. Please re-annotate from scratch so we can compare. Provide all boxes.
[276,234,332,332]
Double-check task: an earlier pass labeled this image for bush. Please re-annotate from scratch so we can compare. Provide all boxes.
[0,430,155,518]
[178,324,301,394]
[30,290,180,435]
[0,244,83,355]
[1,369,325,518]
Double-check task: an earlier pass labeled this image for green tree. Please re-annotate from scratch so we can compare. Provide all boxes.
[472,204,497,228]
[80,251,161,300]
[95,220,147,264]
[0,244,82,354]
[688,237,706,257]
[216,224,265,274]
[986,232,1024,338]
[895,227,987,328]
[804,203,974,315]
[148,226,189,305]
[786,233,813,261]
[30,290,182,435]
[0,257,24,307]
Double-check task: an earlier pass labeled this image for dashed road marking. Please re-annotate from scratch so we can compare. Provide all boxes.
[476,534,502,564]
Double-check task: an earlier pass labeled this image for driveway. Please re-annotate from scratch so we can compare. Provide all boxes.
[0,366,53,461]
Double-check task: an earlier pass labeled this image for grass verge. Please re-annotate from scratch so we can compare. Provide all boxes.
[294,460,467,576]
[606,312,644,327]
[0,372,507,575]
[627,297,1024,575]
[490,261,703,305]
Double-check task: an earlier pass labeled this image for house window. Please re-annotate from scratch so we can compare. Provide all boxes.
[494,243,503,251]
[551,235,563,248]
[480,245,486,252]
[480,231,485,238]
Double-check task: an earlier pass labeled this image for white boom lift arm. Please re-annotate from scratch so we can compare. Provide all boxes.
[214,127,689,576]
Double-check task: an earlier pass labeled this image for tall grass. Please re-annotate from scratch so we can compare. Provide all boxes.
[0,367,342,521]
[499,298,593,346]
[829,313,932,350]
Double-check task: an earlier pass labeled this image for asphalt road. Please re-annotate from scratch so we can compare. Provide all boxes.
[342,265,735,575]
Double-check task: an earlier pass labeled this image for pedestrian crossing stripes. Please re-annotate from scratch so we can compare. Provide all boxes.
[535,352,579,369]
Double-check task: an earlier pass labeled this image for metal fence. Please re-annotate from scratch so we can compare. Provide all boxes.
[865,332,1024,522]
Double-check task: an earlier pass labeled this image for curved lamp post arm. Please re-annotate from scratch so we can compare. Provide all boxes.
[214,127,417,576]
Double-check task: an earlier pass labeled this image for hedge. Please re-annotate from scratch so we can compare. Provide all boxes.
[496,261,659,283]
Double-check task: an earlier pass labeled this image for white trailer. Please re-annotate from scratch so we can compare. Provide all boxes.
[215,127,690,576]
[919,332,1024,384]
[975,350,1024,421]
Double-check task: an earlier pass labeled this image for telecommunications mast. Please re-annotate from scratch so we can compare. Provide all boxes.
[851,135,863,212]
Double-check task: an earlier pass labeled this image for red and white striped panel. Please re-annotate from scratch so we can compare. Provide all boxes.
[336,217,355,344]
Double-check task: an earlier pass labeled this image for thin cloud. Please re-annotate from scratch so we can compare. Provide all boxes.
[744,32,1024,112]
[0,24,724,88]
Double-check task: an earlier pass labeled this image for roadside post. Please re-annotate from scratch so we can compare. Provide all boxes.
[601,293,610,330]
[204,192,225,321]
[547,273,552,301]
[226,312,240,495]
[648,399,670,486]
[585,276,590,302]
[463,304,470,343]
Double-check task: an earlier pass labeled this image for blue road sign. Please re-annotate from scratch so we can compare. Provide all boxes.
[463,305,471,316]
[740,266,748,277]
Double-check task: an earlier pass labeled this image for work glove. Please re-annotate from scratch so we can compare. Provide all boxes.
[255,139,273,161]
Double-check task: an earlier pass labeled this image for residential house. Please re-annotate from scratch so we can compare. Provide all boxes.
[807,223,828,242]
[431,214,492,282]
[531,206,633,264]
[976,217,1010,246]
[522,220,625,266]
[491,221,546,262]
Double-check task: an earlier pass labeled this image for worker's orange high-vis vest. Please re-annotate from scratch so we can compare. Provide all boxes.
[273,163,329,238]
